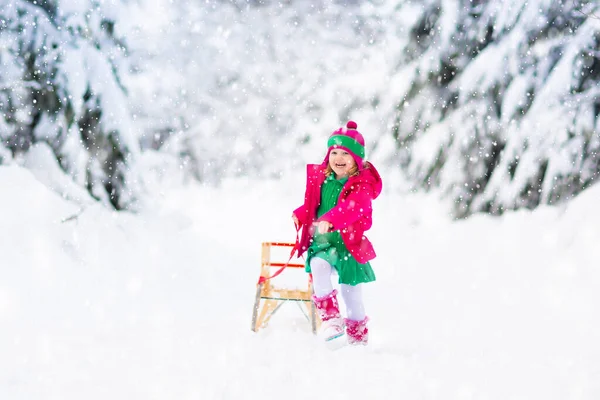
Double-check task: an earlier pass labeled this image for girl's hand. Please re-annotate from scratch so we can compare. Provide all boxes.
[314,220,333,234]
[292,214,300,226]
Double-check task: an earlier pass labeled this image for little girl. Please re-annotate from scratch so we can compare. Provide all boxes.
[292,121,382,345]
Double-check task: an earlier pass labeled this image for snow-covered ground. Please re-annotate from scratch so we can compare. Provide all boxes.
[1,164,599,399]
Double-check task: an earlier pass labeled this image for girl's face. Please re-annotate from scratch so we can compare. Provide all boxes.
[329,148,356,178]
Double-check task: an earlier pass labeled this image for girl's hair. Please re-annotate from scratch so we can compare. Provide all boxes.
[324,161,368,178]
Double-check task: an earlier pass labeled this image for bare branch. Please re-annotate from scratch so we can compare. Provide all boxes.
[61,208,86,224]
[572,0,600,20]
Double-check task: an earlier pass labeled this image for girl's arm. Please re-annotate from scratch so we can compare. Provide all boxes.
[317,183,373,230]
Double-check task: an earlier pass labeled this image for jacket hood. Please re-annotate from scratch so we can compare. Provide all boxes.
[350,161,382,199]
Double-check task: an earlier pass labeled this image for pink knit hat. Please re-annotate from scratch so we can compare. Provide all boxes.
[324,121,366,168]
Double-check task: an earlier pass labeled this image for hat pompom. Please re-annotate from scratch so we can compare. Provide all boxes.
[346,121,358,130]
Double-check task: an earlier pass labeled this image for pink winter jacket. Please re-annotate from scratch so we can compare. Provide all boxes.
[293,162,382,264]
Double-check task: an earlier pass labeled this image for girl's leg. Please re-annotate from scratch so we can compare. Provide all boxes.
[340,283,369,345]
[309,257,343,341]
[340,283,366,321]
[309,257,334,297]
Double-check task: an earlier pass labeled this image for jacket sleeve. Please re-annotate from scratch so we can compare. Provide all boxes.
[293,164,319,227]
[292,204,308,226]
[317,183,373,230]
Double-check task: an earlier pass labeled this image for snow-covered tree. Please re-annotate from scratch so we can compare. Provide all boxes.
[391,0,600,217]
[0,0,139,208]
[5,0,596,217]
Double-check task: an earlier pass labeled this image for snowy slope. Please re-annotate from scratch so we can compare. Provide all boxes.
[1,165,599,399]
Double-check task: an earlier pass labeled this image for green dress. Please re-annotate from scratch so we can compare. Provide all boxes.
[305,173,376,286]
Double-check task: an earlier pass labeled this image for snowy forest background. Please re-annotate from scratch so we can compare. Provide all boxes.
[1,0,599,218]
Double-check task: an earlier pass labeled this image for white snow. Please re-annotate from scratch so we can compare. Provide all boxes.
[1,164,599,399]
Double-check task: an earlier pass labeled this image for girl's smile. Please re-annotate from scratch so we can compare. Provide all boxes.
[329,148,356,178]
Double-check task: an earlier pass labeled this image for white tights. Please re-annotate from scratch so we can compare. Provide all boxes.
[310,257,366,321]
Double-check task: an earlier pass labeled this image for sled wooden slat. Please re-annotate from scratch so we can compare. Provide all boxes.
[264,242,296,247]
[251,242,320,334]
[261,287,312,301]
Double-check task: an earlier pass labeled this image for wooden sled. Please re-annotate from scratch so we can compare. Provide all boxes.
[251,242,320,334]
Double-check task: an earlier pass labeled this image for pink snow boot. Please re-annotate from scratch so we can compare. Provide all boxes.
[312,290,344,341]
[345,317,369,345]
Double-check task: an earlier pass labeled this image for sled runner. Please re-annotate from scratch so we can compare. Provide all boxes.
[251,241,320,334]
